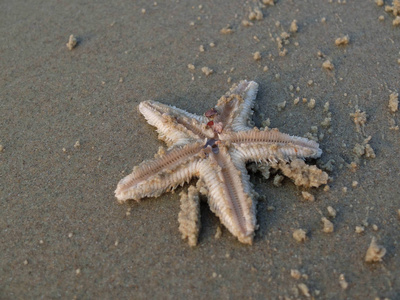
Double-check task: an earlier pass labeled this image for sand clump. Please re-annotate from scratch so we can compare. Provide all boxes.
[377,0,400,25]
[290,269,302,280]
[253,51,261,61]
[277,101,286,111]
[293,229,307,242]
[350,108,367,134]
[262,0,275,5]
[273,174,284,187]
[327,206,337,218]
[365,237,386,263]
[385,0,400,16]
[178,186,200,247]
[248,7,263,21]
[278,159,329,189]
[290,20,298,33]
[339,274,349,290]
[321,116,332,128]
[301,191,315,202]
[321,217,334,233]
[201,67,213,76]
[389,92,399,113]
[297,283,311,297]
[66,34,77,50]
[355,226,365,234]
[242,20,253,27]
[335,35,350,46]
[322,60,334,70]
[220,25,234,34]
[214,226,222,239]
[353,136,376,159]
[308,98,316,109]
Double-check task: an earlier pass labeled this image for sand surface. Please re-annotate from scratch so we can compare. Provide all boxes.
[1,0,400,299]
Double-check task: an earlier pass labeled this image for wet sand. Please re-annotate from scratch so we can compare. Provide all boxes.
[1,0,399,299]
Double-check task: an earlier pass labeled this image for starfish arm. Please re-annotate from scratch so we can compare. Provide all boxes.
[198,145,256,244]
[139,100,214,147]
[214,80,259,132]
[221,128,322,163]
[115,142,204,202]
[230,81,259,132]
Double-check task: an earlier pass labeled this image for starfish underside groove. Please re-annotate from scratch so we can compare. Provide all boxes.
[115,80,327,245]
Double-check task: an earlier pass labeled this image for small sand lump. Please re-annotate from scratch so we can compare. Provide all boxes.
[253,51,261,61]
[262,0,275,5]
[301,191,315,202]
[291,269,302,280]
[322,60,334,70]
[308,98,316,109]
[321,217,334,233]
[277,101,286,111]
[327,206,337,218]
[249,7,263,21]
[66,34,77,50]
[350,109,367,133]
[297,283,311,297]
[220,26,234,34]
[389,92,399,113]
[214,226,222,239]
[355,226,365,234]
[365,237,386,263]
[339,274,349,290]
[353,136,376,159]
[201,67,213,76]
[293,229,307,242]
[335,35,350,46]
[290,20,298,33]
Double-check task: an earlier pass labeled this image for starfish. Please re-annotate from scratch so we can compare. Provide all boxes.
[115,80,327,245]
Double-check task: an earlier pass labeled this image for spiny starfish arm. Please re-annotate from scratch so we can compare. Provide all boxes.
[229,81,259,132]
[214,80,259,132]
[139,100,214,147]
[229,149,258,229]
[220,128,322,163]
[198,145,256,244]
[115,142,204,202]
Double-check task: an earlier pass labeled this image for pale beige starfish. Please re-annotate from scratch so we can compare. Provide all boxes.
[115,80,327,245]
